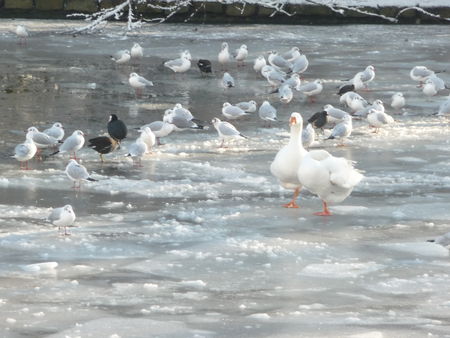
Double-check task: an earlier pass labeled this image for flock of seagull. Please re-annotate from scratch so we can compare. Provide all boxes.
[9,24,450,234]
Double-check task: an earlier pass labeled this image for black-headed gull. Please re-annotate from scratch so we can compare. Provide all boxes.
[236,100,257,113]
[258,101,278,127]
[65,159,97,189]
[218,42,230,69]
[283,47,301,62]
[126,137,148,167]
[130,43,143,59]
[253,55,267,73]
[111,50,130,64]
[211,117,247,148]
[290,53,309,75]
[327,114,353,146]
[298,79,323,103]
[46,205,76,236]
[234,44,248,66]
[222,72,235,88]
[268,51,291,71]
[43,122,64,141]
[367,109,394,133]
[302,123,315,149]
[129,72,153,97]
[140,121,175,145]
[51,130,85,160]
[138,126,156,153]
[164,50,191,74]
[222,102,249,120]
[391,92,406,111]
[12,133,37,170]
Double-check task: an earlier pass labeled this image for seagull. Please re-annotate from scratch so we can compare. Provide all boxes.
[258,101,278,127]
[337,73,365,95]
[88,135,119,162]
[283,47,301,62]
[43,122,65,141]
[108,114,128,143]
[234,44,248,66]
[51,130,85,160]
[129,72,153,97]
[327,114,353,146]
[138,126,156,153]
[422,75,446,97]
[140,121,175,145]
[12,133,37,170]
[253,55,267,73]
[278,84,293,104]
[268,51,292,71]
[65,159,97,189]
[354,99,384,118]
[222,72,235,88]
[130,42,143,59]
[290,53,309,75]
[126,137,148,167]
[367,108,394,133]
[358,65,376,88]
[302,123,315,149]
[218,42,230,69]
[172,103,194,120]
[197,59,212,75]
[427,232,450,247]
[323,104,349,125]
[261,65,286,87]
[26,127,60,159]
[283,73,302,91]
[298,79,323,103]
[391,92,406,111]
[410,66,443,85]
[163,109,205,131]
[164,50,192,74]
[435,96,450,116]
[111,50,130,64]
[270,112,307,208]
[15,24,28,44]
[211,117,247,148]
[236,100,257,113]
[222,102,249,120]
[297,149,363,216]
[46,205,76,236]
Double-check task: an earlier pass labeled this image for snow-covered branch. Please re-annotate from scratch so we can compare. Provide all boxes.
[396,6,450,22]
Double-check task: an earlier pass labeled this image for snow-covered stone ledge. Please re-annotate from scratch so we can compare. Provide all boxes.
[1,0,449,24]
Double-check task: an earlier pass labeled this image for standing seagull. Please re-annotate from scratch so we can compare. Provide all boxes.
[234,44,248,66]
[12,133,37,170]
[258,101,278,127]
[126,137,148,167]
[130,43,143,59]
[222,72,235,89]
[270,112,307,208]
[108,114,128,144]
[391,92,406,111]
[253,56,267,73]
[138,126,156,153]
[211,117,247,148]
[298,79,323,103]
[15,24,28,44]
[46,205,76,236]
[140,120,175,145]
[164,50,192,74]
[129,72,153,97]
[43,122,65,141]
[222,102,249,120]
[51,130,85,160]
[65,159,97,189]
[327,114,353,146]
[218,42,230,70]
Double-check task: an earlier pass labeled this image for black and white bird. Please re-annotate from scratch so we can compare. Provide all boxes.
[107,114,128,143]
[211,117,247,148]
[197,59,212,75]
[222,72,235,88]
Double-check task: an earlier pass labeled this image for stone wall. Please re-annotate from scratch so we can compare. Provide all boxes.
[0,0,449,24]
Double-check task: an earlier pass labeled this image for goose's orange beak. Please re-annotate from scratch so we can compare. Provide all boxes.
[289,116,297,125]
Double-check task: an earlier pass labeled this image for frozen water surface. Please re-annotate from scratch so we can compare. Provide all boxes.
[1,20,450,337]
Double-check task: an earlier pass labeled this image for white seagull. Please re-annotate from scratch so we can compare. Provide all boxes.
[12,133,37,170]
[52,130,85,160]
[218,42,230,69]
[131,43,143,59]
[298,79,323,103]
[258,100,278,127]
[367,108,394,133]
[138,126,156,153]
[253,55,267,73]
[65,159,97,189]
[111,49,131,64]
[391,92,405,111]
[234,44,248,66]
[222,102,249,120]
[129,72,153,97]
[211,117,247,148]
[43,122,65,141]
[164,50,192,74]
[46,205,76,236]
[126,137,148,166]
[222,72,235,88]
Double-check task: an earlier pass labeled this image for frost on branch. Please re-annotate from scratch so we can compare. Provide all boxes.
[67,0,450,34]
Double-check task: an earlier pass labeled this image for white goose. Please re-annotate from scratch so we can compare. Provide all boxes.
[270,112,307,208]
[297,149,363,216]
